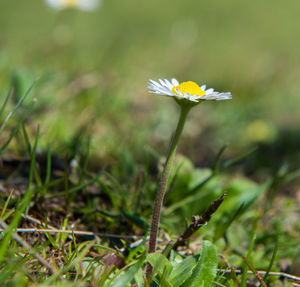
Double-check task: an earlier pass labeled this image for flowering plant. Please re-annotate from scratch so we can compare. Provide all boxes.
[146,78,231,274]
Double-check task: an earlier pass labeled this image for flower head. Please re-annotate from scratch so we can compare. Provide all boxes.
[45,0,100,11]
[147,78,232,105]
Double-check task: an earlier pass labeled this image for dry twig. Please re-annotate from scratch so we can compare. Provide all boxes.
[172,193,225,251]
[218,269,300,284]
[0,227,142,240]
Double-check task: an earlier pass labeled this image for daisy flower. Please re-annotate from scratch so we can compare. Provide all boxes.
[45,0,100,11]
[146,78,232,265]
[147,78,232,104]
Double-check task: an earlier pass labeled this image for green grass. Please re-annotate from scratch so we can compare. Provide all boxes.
[0,0,300,286]
[0,83,299,285]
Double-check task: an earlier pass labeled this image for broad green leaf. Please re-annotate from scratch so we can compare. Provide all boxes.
[108,254,145,287]
[134,268,144,287]
[182,241,218,287]
[169,256,197,287]
[147,253,173,287]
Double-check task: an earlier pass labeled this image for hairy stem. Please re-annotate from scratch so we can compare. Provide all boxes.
[148,105,191,255]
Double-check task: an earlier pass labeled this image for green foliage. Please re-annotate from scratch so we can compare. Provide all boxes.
[147,253,195,287]
[107,253,146,287]
[182,241,218,287]
[168,256,196,287]
[147,241,218,287]
[0,80,298,286]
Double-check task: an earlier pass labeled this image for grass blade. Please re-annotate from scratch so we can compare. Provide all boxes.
[0,102,35,154]
[240,218,258,287]
[0,189,14,218]
[260,230,279,286]
[0,88,13,119]
[0,77,38,136]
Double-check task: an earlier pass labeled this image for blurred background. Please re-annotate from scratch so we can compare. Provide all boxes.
[0,0,300,173]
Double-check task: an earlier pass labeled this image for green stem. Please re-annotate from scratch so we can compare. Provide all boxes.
[148,105,191,255]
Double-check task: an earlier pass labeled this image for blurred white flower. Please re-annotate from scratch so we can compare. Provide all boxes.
[46,0,100,11]
[147,78,232,104]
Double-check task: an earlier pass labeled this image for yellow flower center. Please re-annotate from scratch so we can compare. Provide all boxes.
[65,0,77,7]
[172,81,205,96]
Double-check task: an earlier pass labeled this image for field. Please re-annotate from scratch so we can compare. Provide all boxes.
[0,0,299,286]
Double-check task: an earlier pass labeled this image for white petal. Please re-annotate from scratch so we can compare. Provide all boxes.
[200,93,219,100]
[171,78,179,86]
[191,94,202,100]
[148,86,165,95]
[164,79,174,90]
[158,78,166,86]
[77,0,100,10]
[149,80,161,87]
[147,83,160,92]
[175,94,185,99]
[45,0,64,9]
[205,88,214,94]
[216,92,232,100]
[160,79,174,94]
[160,86,174,95]
[175,88,183,96]
[189,97,199,102]
[148,80,177,96]
[200,84,206,90]
[183,92,191,99]
[200,92,232,100]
